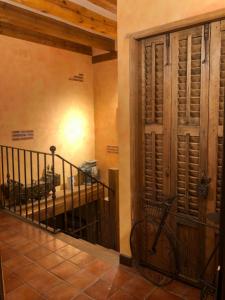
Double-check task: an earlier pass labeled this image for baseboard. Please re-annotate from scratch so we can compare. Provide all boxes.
[119,254,133,267]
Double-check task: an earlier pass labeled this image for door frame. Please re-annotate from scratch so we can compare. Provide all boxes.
[217,101,225,299]
[129,9,225,300]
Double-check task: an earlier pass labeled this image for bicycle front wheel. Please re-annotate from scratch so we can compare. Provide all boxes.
[130,217,178,286]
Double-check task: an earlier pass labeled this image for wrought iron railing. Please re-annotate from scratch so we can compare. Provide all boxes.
[0,145,119,250]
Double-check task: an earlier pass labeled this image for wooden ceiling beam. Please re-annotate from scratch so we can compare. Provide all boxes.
[92,51,117,63]
[88,0,116,14]
[10,0,117,38]
[0,22,92,55]
[0,1,115,51]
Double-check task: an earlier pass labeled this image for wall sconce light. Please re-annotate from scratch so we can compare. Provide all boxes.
[60,109,86,145]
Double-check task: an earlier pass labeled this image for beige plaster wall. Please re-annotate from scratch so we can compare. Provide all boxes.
[117,0,225,256]
[93,60,118,183]
[0,35,95,165]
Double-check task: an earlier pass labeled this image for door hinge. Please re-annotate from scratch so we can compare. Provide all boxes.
[202,23,210,64]
[197,173,211,199]
[166,33,170,65]
[204,23,210,42]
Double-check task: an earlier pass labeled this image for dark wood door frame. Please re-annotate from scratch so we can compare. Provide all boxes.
[217,106,225,299]
[129,9,225,300]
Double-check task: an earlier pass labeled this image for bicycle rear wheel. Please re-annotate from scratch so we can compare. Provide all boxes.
[200,286,216,300]
[130,217,178,286]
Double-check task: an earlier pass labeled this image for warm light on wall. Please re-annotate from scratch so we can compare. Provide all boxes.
[60,109,87,146]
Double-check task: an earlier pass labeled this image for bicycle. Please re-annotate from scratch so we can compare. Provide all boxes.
[130,196,219,299]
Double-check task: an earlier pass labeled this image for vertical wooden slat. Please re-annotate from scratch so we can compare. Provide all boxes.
[200,24,210,220]
[151,43,156,124]
[186,34,192,124]
[215,24,225,212]
[141,39,146,218]
[152,132,156,201]
[185,133,190,213]
[218,22,225,298]
[171,31,179,208]
[218,27,225,296]
[163,34,172,197]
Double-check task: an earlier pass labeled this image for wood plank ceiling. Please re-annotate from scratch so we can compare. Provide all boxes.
[0,0,117,59]
[88,0,116,14]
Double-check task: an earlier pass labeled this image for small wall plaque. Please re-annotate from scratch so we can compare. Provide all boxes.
[12,130,34,141]
[69,73,84,82]
[106,145,119,154]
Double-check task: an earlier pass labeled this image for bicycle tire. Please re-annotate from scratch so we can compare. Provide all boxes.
[200,286,216,300]
[130,217,178,287]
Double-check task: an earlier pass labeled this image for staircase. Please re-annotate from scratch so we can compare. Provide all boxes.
[0,145,119,251]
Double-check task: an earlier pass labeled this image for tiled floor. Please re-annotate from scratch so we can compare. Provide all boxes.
[0,210,201,300]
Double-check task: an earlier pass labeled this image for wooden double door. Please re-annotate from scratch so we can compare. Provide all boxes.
[140,20,225,282]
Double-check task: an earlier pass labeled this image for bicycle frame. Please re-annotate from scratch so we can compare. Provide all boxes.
[147,200,220,296]
[149,196,177,254]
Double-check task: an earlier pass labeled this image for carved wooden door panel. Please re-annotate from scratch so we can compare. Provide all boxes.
[170,25,210,281]
[208,20,225,225]
[141,35,171,211]
[139,34,172,274]
[139,20,224,283]
[206,20,225,279]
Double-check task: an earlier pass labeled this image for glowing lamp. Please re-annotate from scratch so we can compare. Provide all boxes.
[60,110,86,146]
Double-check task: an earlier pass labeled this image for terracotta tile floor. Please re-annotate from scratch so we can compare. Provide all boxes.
[0,211,200,299]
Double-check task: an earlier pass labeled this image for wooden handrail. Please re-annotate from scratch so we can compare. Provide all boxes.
[0,256,5,300]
